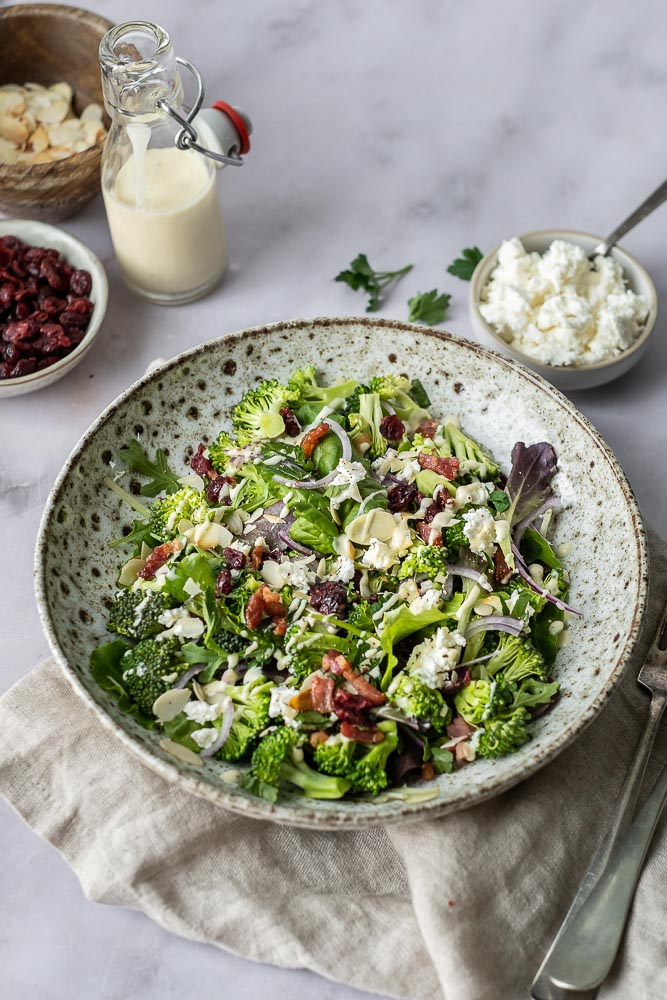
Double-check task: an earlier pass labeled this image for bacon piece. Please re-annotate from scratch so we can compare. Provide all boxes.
[446,716,476,739]
[421,761,436,781]
[347,672,386,706]
[340,721,385,744]
[244,585,286,630]
[138,539,181,580]
[273,616,287,637]
[322,650,352,676]
[301,422,330,460]
[311,674,335,713]
[251,543,265,570]
[494,546,513,586]
[417,453,460,480]
[245,590,265,629]
[415,418,438,438]
[309,730,329,748]
[190,443,218,480]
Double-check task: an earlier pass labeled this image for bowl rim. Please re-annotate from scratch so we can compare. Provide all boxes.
[34,317,649,828]
[0,218,108,390]
[469,228,658,373]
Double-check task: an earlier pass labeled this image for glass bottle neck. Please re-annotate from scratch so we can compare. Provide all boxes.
[100,21,183,124]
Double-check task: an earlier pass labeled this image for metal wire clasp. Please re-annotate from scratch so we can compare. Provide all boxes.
[156,57,244,166]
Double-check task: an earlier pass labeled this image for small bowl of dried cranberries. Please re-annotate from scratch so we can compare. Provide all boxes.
[0,218,108,397]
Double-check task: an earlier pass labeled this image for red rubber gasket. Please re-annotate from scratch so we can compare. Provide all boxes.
[211,101,250,155]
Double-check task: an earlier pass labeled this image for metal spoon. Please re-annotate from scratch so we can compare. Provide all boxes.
[590,177,667,258]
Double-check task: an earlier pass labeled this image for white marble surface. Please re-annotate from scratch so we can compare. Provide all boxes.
[1,0,666,997]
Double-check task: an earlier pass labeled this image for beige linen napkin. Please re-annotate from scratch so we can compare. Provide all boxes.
[1,530,666,1000]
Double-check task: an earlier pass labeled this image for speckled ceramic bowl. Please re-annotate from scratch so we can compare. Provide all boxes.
[469,230,658,392]
[35,318,648,828]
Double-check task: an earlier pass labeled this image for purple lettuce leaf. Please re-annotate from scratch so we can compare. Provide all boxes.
[505,441,558,528]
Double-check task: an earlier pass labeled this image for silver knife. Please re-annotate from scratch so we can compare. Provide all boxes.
[531,602,667,999]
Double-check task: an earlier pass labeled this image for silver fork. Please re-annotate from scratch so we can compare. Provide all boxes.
[590,177,667,258]
[531,601,667,999]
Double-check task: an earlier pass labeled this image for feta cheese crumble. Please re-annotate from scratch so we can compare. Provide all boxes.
[480,237,649,366]
[407,627,466,689]
[362,537,396,571]
[461,508,497,555]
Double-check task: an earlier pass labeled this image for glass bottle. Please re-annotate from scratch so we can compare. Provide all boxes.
[99,22,227,305]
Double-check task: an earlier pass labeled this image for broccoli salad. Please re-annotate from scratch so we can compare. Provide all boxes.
[92,367,580,803]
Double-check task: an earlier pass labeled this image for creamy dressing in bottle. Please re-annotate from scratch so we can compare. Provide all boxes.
[103,144,227,298]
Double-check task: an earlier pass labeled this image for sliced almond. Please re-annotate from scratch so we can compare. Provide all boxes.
[0,114,29,145]
[44,146,73,161]
[30,123,49,153]
[34,96,69,125]
[159,738,203,766]
[152,688,191,722]
[0,138,19,165]
[0,90,26,114]
[82,119,105,144]
[80,102,103,122]
[49,81,73,102]
[24,82,48,93]
[47,119,82,145]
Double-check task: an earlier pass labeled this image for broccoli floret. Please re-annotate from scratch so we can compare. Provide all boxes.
[397,545,450,583]
[121,637,181,713]
[232,379,299,446]
[107,588,173,640]
[208,430,236,473]
[314,721,398,794]
[229,461,279,513]
[312,735,357,777]
[283,623,354,683]
[454,677,511,725]
[486,634,546,682]
[212,629,247,654]
[368,375,431,432]
[439,419,500,482]
[341,383,371,419]
[511,677,560,711]
[288,366,358,409]
[348,392,387,459]
[506,576,548,618]
[441,516,468,561]
[476,708,531,758]
[245,726,351,799]
[149,486,210,541]
[387,673,450,732]
[347,600,375,632]
[217,678,274,761]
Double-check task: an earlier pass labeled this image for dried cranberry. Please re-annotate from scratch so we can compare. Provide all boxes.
[214,568,233,597]
[204,476,231,505]
[223,547,246,569]
[0,235,21,252]
[3,342,31,363]
[190,443,217,480]
[4,320,35,343]
[0,362,12,379]
[70,269,92,296]
[39,259,67,292]
[65,296,93,315]
[59,309,88,328]
[379,414,405,441]
[10,357,38,377]
[280,406,300,436]
[331,689,374,725]
[14,301,31,321]
[0,283,15,308]
[309,581,347,618]
[387,482,418,512]
[41,295,66,315]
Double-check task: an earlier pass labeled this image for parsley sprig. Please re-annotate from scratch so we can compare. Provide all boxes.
[118,440,181,497]
[447,246,483,281]
[407,289,451,326]
[335,253,413,312]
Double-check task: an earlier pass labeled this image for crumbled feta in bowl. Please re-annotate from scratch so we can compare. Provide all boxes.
[469,230,657,390]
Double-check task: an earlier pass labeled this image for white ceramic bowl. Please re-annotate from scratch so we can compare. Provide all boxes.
[0,219,108,398]
[35,318,648,829]
[469,229,658,391]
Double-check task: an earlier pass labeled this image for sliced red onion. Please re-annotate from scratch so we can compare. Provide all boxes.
[445,563,493,592]
[512,543,583,616]
[513,497,561,547]
[381,401,396,415]
[175,664,206,689]
[277,524,313,555]
[461,651,496,667]
[374,705,420,729]
[199,700,235,758]
[466,615,524,637]
[274,419,351,489]
[440,574,454,601]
